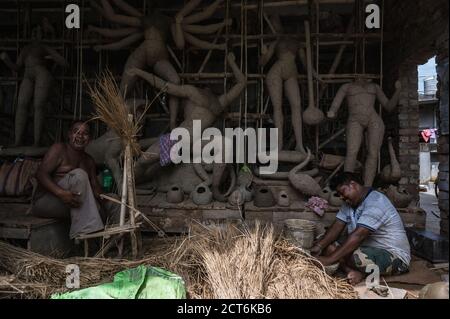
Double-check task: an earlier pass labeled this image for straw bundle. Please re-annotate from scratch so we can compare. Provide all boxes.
[86,70,155,156]
[0,221,357,299]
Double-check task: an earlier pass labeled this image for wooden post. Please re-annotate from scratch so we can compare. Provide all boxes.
[304,21,315,111]
[126,114,139,259]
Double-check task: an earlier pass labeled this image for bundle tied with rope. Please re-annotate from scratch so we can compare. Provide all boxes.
[86,69,146,157]
[85,70,165,258]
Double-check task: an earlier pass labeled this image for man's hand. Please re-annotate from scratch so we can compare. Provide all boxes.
[59,190,81,208]
[310,243,323,256]
[316,255,333,266]
[395,80,402,90]
[0,52,8,61]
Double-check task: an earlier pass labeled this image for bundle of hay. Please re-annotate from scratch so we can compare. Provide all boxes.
[0,221,357,299]
[178,222,357,299]
[86,70,159,156]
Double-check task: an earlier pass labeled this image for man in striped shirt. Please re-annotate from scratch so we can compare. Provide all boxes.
[311,172,410,285]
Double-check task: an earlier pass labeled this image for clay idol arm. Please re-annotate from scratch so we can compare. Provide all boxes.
[0,52,20,72]
[172,0,203,48]
[219,53,247,107]
[376,81,402,113]
[183,31,225,50]
[183,20,231,35]
[128,68,201,102]
[94,32,144,51]
[45,46,68,67]
[183,0,223,25]
[328,83,349,118]
[259,41,277,66]
[110,0,143,18]
[88,25,140,38]
[96,0,142,27]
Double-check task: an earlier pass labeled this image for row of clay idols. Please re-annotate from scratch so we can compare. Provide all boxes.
[0,0,230,147]
[0,0,403,189]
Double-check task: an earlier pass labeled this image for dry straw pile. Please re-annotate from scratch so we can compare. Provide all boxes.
[0,221,357,299]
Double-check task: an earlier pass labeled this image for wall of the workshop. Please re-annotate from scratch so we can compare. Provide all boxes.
[384,0,449,234]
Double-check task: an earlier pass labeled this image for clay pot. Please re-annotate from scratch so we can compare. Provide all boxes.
[385,185,413,208]
[228,189,245,207]
[166,184,184,204]
[328,191,344,207]
[191,183,213,205]
[321,186,344,207]
[240,184,254,202]
[277,190,290,207]
[254,186,275,207]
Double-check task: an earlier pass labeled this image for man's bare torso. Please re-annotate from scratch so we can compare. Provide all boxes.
[53,143,92,182]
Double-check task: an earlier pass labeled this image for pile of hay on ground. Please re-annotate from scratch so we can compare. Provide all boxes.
[0,221,357,299]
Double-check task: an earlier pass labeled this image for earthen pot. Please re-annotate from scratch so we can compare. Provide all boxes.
[166,184,184,204]
[321,186,344,207]
[228,189,245,207]
[385,185,413,208]
[277,190,290,207]
[191,183,213,205]
[254,186,275,207]
[240,184,254,202]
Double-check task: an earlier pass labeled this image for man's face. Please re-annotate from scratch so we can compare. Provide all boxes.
[68,123,90,151]
[336,181,361,207]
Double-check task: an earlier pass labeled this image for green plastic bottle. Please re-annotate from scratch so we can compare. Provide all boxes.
[102,168,113,193]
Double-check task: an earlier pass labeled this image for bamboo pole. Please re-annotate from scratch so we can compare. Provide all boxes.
[323,162,345,186]
[126,114,139,259]
[304,21,315,110]
[197,26,225,74]
[319,16,355,99]
[319,127,346,150]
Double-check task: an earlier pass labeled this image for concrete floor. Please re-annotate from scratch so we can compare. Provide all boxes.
[420,182,441,234]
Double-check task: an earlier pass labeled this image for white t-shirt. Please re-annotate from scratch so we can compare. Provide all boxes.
[336,190,411,265]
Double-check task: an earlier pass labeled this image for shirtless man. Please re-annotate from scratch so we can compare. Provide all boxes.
[128,52,246,183]
[327,78,402,186]
[32,121,118,239]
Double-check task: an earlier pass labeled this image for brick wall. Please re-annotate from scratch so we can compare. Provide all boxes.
[384,0,449,205]
[395,64,421,197]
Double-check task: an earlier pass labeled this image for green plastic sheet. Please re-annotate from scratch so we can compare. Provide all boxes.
[51,265,186,299]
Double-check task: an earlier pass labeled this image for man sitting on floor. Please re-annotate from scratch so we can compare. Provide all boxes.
[31,121,119,239]
[311,172,411,285]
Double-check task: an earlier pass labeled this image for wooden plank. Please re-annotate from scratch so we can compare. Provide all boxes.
[0,197,30,204]
[203,209,241,220]
[245,210,274,222]
[0,227,30,239]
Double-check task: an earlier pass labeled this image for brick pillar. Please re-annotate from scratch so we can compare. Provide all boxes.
[437,56,449,236]
[397,63,420,199]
